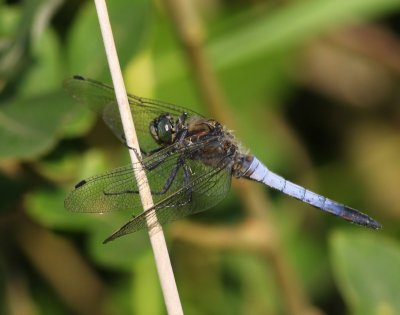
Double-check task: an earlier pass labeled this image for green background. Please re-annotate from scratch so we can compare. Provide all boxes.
[1,0,400,314]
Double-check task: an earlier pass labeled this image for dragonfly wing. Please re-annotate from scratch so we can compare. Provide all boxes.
[103,157,233,243]
[65,144,200,214]
[64,164,141,214]
[64,76,203,152]
[65,135,227,212]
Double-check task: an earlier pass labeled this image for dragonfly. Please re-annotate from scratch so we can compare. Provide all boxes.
[64,75,382,243]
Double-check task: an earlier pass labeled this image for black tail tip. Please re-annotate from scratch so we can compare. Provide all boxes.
[355,213,382,230]
[367,218,382,230]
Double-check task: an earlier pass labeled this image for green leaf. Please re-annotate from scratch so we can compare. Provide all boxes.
[131,251,163,315]
[25,188,94,230]
[87,225,150,271]
[26,150,113,229]
[66,0,152,80]
[17,28,63,97]
[33,148,106,184]
[0,4,20,36]
[26,185,150,271]
[208,0,400,69]
[155,0,400,86]
[330,229,400,315]
[0,91,81,159]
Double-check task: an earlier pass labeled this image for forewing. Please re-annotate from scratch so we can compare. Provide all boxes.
[64,138,222,215]
[64,76,203,152]
[65,148,189,214]
[103,157,233,243]
[64,164,141,214]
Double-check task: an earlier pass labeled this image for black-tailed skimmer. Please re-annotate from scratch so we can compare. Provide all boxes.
[64,76,381,243]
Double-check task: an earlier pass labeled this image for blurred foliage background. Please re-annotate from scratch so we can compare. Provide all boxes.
[1,0,400,314]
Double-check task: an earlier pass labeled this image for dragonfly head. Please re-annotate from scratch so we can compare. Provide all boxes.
[150,114,176,145]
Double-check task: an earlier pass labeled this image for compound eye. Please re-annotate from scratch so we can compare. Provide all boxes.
[149,123,158,141]
[156,116,174,144]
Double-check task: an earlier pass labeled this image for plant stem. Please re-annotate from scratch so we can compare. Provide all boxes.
[93,1,183,314]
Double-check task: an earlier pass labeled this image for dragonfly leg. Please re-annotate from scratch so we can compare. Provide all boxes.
[151,156,186,195]
[140,146,164,157]
[104,156,186,196]
[183,162,193,204]
[121,139,169,171]
[121,134,134,150]
[176,128,188,143]
[158,161,193,209]
[121,133,163,157]
[173,162,193,208]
